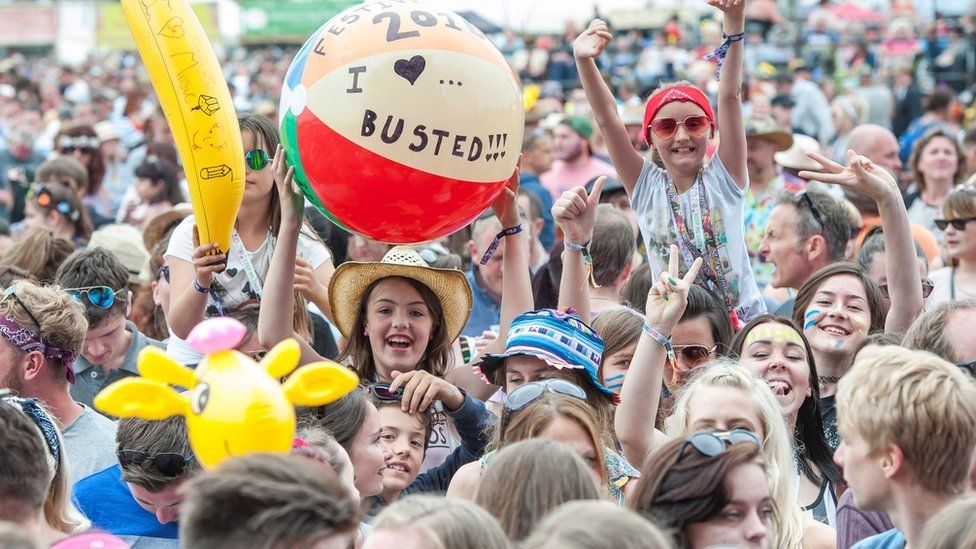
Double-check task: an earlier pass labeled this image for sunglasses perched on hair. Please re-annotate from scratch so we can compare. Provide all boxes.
[245,148,270,171]
[504,379,586,412]
[370,382,404,401]
[65,286,125,309]
[934,217,976,231]
[648,115,712,140]
[878,279,934,300]
[118,450,194,477]
[676,428,761,461]
[796,190,825,229]
[672,344,720,368]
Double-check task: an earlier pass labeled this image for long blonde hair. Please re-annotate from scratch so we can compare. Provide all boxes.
[373,495,510,549]
[667,361,803,548]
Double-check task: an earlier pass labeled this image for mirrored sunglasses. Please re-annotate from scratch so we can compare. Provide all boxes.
[677,428,761,461]
[66,286,124,309]
[370,382,404,401]
[245,148,270,171]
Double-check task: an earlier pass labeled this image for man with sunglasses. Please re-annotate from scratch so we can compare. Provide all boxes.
[758,188,852,315]
[75,416,199,548]
[56,247,162,410]
[0,280,117,485]
[540,114,617,197]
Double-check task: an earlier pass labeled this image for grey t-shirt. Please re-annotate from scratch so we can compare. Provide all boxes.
[62,404,117,484]
[70,322,163,409]
[631,154,766,323]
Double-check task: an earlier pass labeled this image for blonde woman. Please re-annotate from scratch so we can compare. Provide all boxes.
[365,495,510,549]
[522,500,670,549]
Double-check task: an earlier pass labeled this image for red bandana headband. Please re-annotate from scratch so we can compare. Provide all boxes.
[642,85,715,143]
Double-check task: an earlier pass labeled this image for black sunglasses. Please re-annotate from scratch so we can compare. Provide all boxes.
[369,382,405,401]
[156,265,170,283]
[245,148,270,171]
[957,361,976,378]
[676,428,762,461]
[796,190,825,229]
[934,217,976,231]
[878,279,934,300]
[117,450,194,477]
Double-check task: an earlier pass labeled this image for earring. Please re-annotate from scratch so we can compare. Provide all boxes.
[363,329,369,337]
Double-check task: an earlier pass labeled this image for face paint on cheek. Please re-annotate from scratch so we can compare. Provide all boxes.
[804,309,822,332]
[835,339,844,350]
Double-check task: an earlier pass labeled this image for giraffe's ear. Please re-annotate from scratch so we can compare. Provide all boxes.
[94,378,188,419]
[261,339,301,379]
[138,346,197,388]
[282,361,359,406]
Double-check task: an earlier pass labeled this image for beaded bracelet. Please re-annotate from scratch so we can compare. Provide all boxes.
[479,224,523,265]
[642,323,676,367]
[703,31,745,79]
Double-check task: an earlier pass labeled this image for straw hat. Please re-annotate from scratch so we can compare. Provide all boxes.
[774,134,822,171]
[744,114,793,152]
[328,246,472,342]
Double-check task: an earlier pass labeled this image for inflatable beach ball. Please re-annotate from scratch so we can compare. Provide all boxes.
[279,1,523,244]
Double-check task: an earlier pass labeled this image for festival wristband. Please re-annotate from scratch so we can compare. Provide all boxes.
[703,32,745,79]
[193,278,211,294]
[564,239,600,289]
[479,224,523,265]
[642,323,676,367]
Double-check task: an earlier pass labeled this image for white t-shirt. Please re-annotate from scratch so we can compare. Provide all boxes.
[164,215,331,363]
[630,155,766,323]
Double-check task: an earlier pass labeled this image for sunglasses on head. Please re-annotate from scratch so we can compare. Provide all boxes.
[796,190,825,229]
[369,382,404,401]
[501,379,587,434]
[66,286,124,309]
[118,450,194,477]
[934,217,976,231]
[648,115,712,140]
[878,279,934,300]
[245,148,270,171]
[677,428,761,461]
[672,344,720,369]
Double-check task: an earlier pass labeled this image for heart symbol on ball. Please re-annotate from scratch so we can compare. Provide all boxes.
[394,55,426,85]
[159,17,185,38]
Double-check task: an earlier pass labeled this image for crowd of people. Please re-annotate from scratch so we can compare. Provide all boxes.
[2,0,976,548]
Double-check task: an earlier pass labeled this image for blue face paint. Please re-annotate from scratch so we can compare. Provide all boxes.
[603,374,625,383]
[805,309,821,319]
[607,382,624,390]
[835,339,843,350]
[804,320,817,331]
[804,309,821,331]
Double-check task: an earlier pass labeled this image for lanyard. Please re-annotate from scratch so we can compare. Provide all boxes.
[664,172,742,330]
[230,228,276,299]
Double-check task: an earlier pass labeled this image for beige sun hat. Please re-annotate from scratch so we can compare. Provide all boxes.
[744,113,794,152]
[328,246,473,342]
[774,133,822,171]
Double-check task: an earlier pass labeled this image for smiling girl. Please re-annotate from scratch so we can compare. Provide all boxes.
[574,0,763,328]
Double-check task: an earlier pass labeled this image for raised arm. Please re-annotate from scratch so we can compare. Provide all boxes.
[798,151,924,333]
[711,0,748,188]
[258,145,323,363]
[167,227,225,339]
[555,177,606,320]
[615,246,702,466]
[573,20,644,192]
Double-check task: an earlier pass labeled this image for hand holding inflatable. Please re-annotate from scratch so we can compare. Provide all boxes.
[123,0,244,253]
[94,318,359,468]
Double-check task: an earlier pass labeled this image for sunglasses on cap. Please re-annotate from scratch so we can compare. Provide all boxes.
[672,344,720,368]
[878,279,934,300]
[117,450,194,477]
[369,382,404,401]
[934,217,976,231]
[648,115,712,140]
[66,286,125,309]
[245,148,270,171]
[677,428,761,461]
